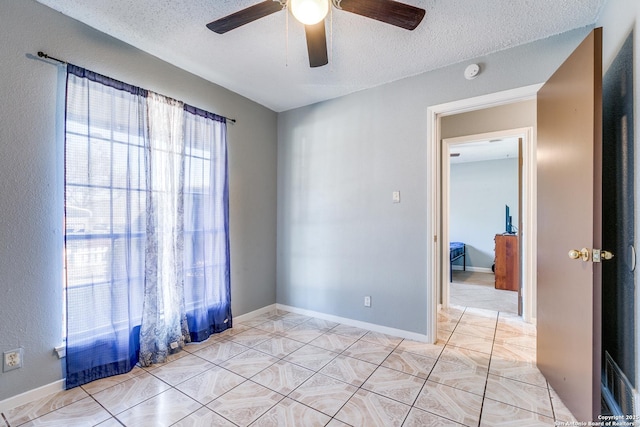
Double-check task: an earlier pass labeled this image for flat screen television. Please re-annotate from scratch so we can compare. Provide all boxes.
[505,204,514,234]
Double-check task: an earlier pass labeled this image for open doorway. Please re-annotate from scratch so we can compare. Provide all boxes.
[443,132,523,315]
[425,85,541,343]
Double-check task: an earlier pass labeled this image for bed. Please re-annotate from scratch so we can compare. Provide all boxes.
[449,242,466,281]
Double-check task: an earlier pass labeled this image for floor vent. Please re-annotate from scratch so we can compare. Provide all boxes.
[603,351,636,416]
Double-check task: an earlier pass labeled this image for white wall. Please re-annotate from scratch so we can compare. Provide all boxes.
[0,0,277,402]
[277,26,593,335]
[450,159,519,270]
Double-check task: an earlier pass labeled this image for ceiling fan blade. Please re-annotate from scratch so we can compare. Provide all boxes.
[305,21,328,68]
[206,1,284,34]
[337,0,425,30]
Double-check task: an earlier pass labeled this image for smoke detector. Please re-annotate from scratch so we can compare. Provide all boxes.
[464,63,480,80]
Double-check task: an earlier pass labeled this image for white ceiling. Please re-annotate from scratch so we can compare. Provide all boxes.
[449,137,519,164]
[35,0,605,112]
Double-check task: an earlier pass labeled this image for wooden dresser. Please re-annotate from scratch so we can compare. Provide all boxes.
[494,234,519,291]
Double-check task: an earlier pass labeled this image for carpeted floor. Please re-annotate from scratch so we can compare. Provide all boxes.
[450,270,518,314]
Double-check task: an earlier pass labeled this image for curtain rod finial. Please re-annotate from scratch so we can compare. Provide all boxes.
[36,51,66,64]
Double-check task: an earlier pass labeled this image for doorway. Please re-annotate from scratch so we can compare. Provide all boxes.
[442,131,524,315]
[425,84,542,343]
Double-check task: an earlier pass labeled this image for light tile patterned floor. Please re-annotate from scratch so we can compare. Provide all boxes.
[1,306,577,426]
[450,271,518,314]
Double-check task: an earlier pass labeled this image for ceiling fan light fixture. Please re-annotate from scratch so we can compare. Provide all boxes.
[290,0,329,25]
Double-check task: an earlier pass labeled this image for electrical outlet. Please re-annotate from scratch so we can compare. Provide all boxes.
[3,348,23,372]
[364,296,371,307]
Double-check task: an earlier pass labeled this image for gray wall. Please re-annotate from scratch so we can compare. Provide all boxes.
[277,27,593,335]
[596,0,640,395]
[0,0,277,401]
[450,159,519,270]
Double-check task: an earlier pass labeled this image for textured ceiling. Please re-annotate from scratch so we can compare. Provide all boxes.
[35,0,605,112]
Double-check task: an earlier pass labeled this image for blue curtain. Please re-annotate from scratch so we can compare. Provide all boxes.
[64,65,147,388]
[64,65,232,388]
[183,106,232,342]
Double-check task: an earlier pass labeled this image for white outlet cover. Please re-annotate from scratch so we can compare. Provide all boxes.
[3,348,23,372]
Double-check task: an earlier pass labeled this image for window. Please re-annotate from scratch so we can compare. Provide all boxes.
[64,65,231,388]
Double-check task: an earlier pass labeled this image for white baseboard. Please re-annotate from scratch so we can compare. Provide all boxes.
[275,304,429,343]
[452,266,493,274]
[233,304,277,323]
[0,303,429,413]
[0,379,65,414]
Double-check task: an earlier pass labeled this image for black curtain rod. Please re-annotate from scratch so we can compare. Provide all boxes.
[36,51,237,124]
[38,51,66,64]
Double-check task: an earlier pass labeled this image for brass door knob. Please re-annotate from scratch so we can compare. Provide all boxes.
[568,248,590,262]
[601,251,614,260]
[569,248,614,263]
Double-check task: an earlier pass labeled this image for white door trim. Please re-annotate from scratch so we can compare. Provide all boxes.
[426,83,543,343]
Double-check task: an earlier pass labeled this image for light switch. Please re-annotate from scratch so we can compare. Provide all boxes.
[392,191,401,203]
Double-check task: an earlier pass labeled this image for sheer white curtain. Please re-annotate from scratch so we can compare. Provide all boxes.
[182,107,232,341]
[139,92,190,366]
[65,66,233,387]
[64,65,148,388]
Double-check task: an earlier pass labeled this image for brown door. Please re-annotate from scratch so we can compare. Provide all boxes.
[537,28,602,422]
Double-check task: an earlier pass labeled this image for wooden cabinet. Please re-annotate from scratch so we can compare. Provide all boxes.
[495,234,519,291]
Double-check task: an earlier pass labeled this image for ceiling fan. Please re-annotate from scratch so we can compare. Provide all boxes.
[206,0,426,68]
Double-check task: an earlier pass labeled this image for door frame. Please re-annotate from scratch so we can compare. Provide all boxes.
[441,129,531,312]
[426,84,542,343]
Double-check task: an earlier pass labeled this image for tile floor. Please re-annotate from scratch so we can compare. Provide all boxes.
[1,306,577,426]
[450,271,519,314]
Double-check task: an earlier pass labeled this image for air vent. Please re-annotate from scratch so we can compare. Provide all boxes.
[603,351,636,416]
